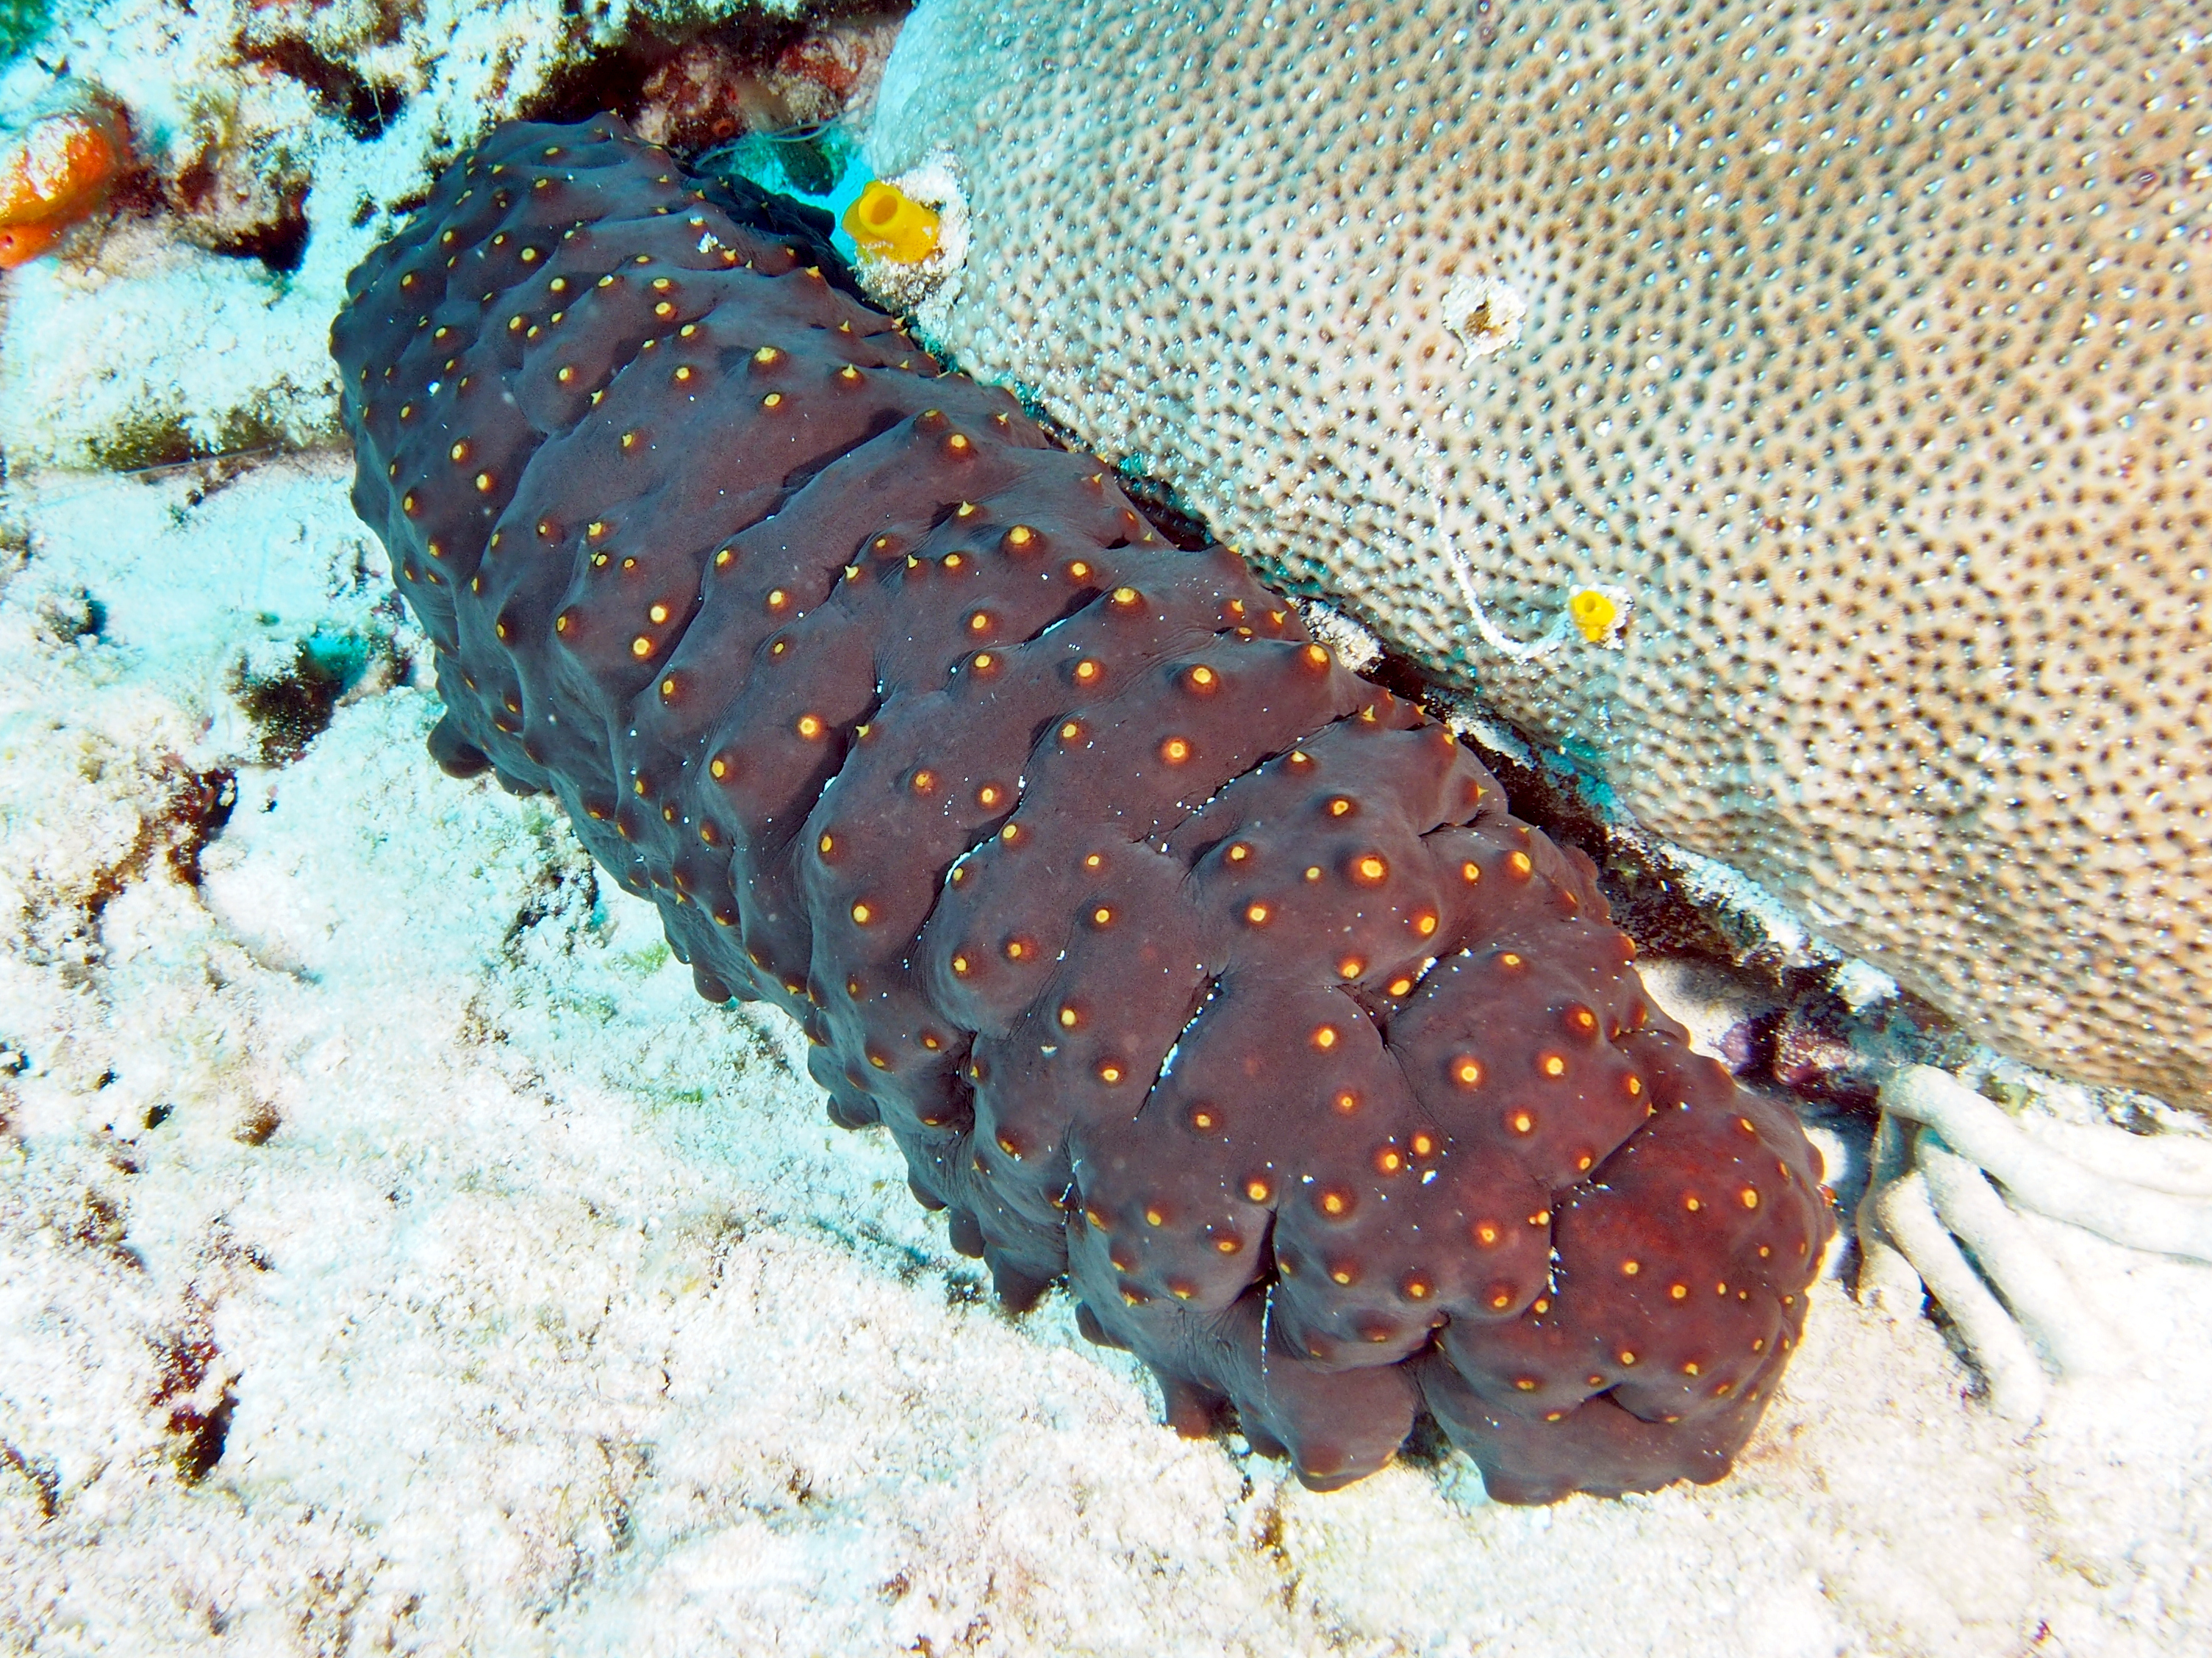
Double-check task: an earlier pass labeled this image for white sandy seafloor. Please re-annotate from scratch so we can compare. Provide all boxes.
[1,467,2211,1658]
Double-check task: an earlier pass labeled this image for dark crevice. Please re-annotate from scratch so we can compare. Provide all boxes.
[170,1383,236,1485]
[236,634,396,767]
[0,1443,60,1521]
[1367,651,1969,1114]
[520,6,909,157]
[36,587,105,645]
[379,187,432,223]
[1395,1410,1457,1469]
[238,34,407,140]
[695,171,862,297]
[204,199,312,274]
[1131,974,1222,1125]
[773,415,917,503]
[1345,965,1427,1036]
[1113,476,1215,550]
[151,1305,235,1485]
[237,647,348,764]
[1161,686,1389,864]
[1367,645,1758,966]
[1008,587,1110,663]
[751,686,886,872]
[163,769,236,888]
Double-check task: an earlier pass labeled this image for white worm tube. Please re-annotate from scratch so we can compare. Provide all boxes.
[1916,1133,2119,1378]
[1881,1067,2212,1263]
[2017,1115,2212,1200]
[1853,1108,1925,1314]
[1876,1166,2047,1424]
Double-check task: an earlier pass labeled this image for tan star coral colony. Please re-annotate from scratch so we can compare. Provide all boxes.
[867,0,2212,1106]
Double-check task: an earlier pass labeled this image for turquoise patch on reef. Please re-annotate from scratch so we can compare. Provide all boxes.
[694,120,871,262]
[0,0,51,65]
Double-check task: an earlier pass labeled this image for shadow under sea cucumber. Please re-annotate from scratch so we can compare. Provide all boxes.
[329,116,1834,1504]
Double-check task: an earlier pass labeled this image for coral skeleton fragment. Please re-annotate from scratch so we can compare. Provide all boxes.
[332,118,1833,1504]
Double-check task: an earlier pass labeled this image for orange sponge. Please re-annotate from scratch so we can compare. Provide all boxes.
[0,218,61,268]
[0,105,129,270]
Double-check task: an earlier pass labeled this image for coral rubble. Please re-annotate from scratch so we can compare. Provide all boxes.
[0,1,892,467]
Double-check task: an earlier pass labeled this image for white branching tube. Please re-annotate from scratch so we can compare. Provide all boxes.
[1915,1133,2119,1377]
[1853,1108,1925,1314]
[2018,1116,2212,1199]
[1882,1066,2212,1263]
[1875,1167,2048,1424]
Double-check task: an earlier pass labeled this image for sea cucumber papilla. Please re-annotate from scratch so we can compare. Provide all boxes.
[330,118,1834,1503]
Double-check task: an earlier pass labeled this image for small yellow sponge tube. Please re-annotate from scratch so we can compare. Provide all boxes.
[1567,587,1622,644]
[842,179,940,264]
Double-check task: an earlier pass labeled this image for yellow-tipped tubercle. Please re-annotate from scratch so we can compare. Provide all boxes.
[842,180,940,264]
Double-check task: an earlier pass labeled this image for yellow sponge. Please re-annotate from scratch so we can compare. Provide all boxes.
[1566,589,1620,645]
[841,180,939,263]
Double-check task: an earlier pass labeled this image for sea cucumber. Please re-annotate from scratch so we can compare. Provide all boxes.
[330,118,1834,1503]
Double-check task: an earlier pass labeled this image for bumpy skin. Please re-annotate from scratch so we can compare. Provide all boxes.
[332,118,1834,1503]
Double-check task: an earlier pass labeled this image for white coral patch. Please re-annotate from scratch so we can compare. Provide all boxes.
[1292,598,1384,672]
[1439,274,1528,359]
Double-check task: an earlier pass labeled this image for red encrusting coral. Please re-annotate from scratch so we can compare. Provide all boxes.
[330,118,1835,1504]
[0,103,130,270]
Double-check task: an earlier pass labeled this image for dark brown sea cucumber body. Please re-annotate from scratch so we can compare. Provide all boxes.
[331,117,1834,1503]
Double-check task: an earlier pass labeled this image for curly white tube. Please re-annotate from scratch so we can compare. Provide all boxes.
[1853,1108,1925,1314]
[1882,1066,2212,1263]
[1914,1133,2119,1378]
[1874,1166,2049,1424]
[1420,439,1628,663]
